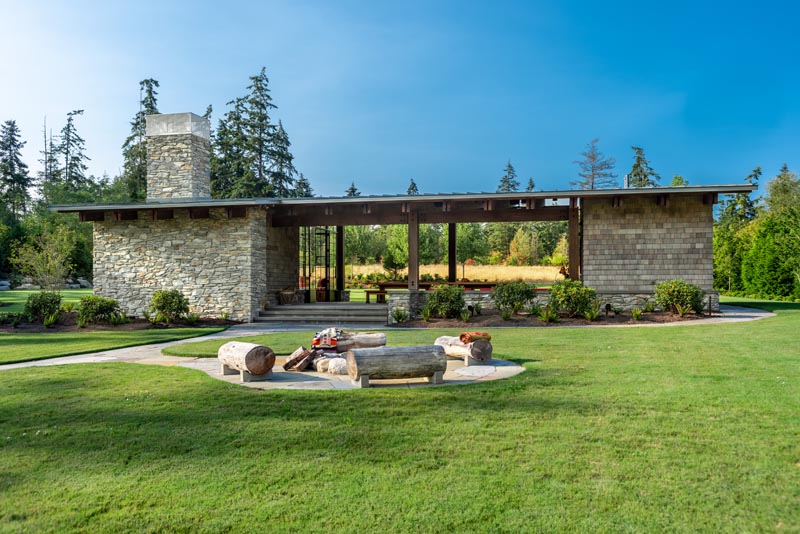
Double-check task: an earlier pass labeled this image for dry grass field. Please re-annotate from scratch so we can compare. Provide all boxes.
[348,263,562,283]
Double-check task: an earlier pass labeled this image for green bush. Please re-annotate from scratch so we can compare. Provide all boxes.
[423,285,465,319]
[548,280,596,318]
[149,289,190,323]
[24,291,62,323]
[78,295,122,324]
[500,308,513,320]
[584,302,601,321]
[631,308,643,321]
[492,281,536,314]
[392,308,409,324]
[538,304,560,323]
[654,279,705,314]
[459,309,471,322]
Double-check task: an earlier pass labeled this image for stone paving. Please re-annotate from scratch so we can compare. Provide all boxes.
[0,305,774,390]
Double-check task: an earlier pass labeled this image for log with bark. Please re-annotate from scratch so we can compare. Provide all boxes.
[434,336,493,365]
[345,345,447,388]
[218,342,276,382]
[283,346,311,371]
[335,332,387,353]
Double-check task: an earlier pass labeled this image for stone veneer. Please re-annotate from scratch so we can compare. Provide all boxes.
[145,113,211,200]
[94,208,268,321]
[582,194,716,307]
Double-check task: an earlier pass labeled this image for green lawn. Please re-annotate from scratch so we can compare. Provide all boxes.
[0,288,93,314]
[0,328,225,365]
[0,298,798,532]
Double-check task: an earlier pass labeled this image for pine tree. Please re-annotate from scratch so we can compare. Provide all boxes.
[572,139,617,190]
[670,174,689,186]
[497,160,519,192]
[294,173,313,197]
[766,163,800,214]
[627,146,660,187]
[345,182,361,197]
[54,110,91,191]
[525,177,535,192]
[0,120,31,219]
[268,121,296,197]
[407,179,419,195]
[243,68,277,193]
[121,79,159,201]
[211,99,249,198]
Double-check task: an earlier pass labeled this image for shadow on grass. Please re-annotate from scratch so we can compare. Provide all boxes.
[724,298,800,313]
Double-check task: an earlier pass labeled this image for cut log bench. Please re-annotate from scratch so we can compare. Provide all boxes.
[434,336,493,366]
[346,345,447,388]
[218,342,276,382]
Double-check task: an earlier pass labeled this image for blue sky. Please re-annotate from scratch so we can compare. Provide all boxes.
[2,0,798,197]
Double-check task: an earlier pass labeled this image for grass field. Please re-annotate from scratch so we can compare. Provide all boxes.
[349,263,562,282]
[0,298,798,532]
[0,289,93,314]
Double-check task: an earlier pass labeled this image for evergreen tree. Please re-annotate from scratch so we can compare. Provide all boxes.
[37,125,60,203]
[50,110,91,196]
[497,160,519,192]
[268,121,296,197]
[670,174,689,186]
[765,163,800,214]
[572,138,617,189]
[243,68,276,191]
[345,182,361,197]
[407,179,419,195]
[121,79,159,201]
[0,120,32,219]
[509,226,539,265]
[211,99,251,198]
[525,177,535,192]
[294,173,313,197]
[627,146,660,187]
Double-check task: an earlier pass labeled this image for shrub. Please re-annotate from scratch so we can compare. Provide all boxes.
[61,302,75,313]
[460,309,471,322]
[492,281,536,314]
[500,308,513,321]
[643,300,656,313]
[631,307,643,321]
[423,285,465,318]
[548,280,596,318]
[184,312,200,326]
[420,306,432,322]
[473,302,482,315]
[43,311,60,328]
[655,279,705,315]
[149,289,189,323]
[584,302,601,321]
[24,291,62,323]
[392,308,409,324]
[538,304,560,323]
[78,295,122,324]
[526,300,543,317]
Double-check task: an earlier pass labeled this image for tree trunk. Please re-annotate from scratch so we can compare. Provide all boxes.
[217,342,275,376]
[346,345,446,381]
[335,332,387,353]
[434,336,493,363]
[283,346,313,371]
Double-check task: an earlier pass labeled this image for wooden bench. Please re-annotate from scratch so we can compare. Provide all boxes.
[345,345,447,388]
[365,289,387,303]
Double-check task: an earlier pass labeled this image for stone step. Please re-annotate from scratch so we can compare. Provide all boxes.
[256,303,387,324]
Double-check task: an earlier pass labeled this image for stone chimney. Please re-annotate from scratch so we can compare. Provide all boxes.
[145,113,211,200]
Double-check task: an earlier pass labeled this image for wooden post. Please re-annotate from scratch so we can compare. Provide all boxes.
[408,211,419,290]
[335,225,345,301]
[448,223,457,282]
[568,198,580,280]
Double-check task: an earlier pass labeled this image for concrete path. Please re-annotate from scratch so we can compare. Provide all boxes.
[0,305,774,390]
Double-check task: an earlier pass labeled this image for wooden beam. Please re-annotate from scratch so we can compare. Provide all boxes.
[448,223,457,282]
[335,226,345,301]
[568,199,580,280]
[114,210,137,221]
[408,211,419,290]
[612,196,623,208]
[79,211,105,222]
[702,193,718,205]
[656,194,670,207]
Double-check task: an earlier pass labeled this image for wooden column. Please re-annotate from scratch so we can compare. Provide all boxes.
[568,198,580,280]
[408,211,419,290]
[335,226,345,301]
[448,223,457,282]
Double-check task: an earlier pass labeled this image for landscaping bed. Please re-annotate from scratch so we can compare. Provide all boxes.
[400,308,706,328]
[0,312,235,334]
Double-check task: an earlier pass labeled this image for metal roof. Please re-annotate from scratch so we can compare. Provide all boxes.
[49,184,756,213]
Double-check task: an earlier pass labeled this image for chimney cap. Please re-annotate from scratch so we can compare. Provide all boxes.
[145,112,210,140]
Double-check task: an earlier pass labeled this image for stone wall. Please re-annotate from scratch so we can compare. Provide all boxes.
[146,133,211,200]
[582,195,714,293]
[93,208,266,321]
[264,224,299,306]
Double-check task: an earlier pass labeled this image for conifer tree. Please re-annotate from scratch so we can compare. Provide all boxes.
[525,177,535,192]
[0,120,31,219]
[294,173,313,197]
[670,174,688,186]
[121,79,159,201]
[627,146,660,187]
[765,163,800,214]
[497,160,519,192]
[407,179,419,195]
[345,182,361,197]
[243,68,276,190]
[268,121,296,197]
[572,139,617,189]
[53,110,91,192]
